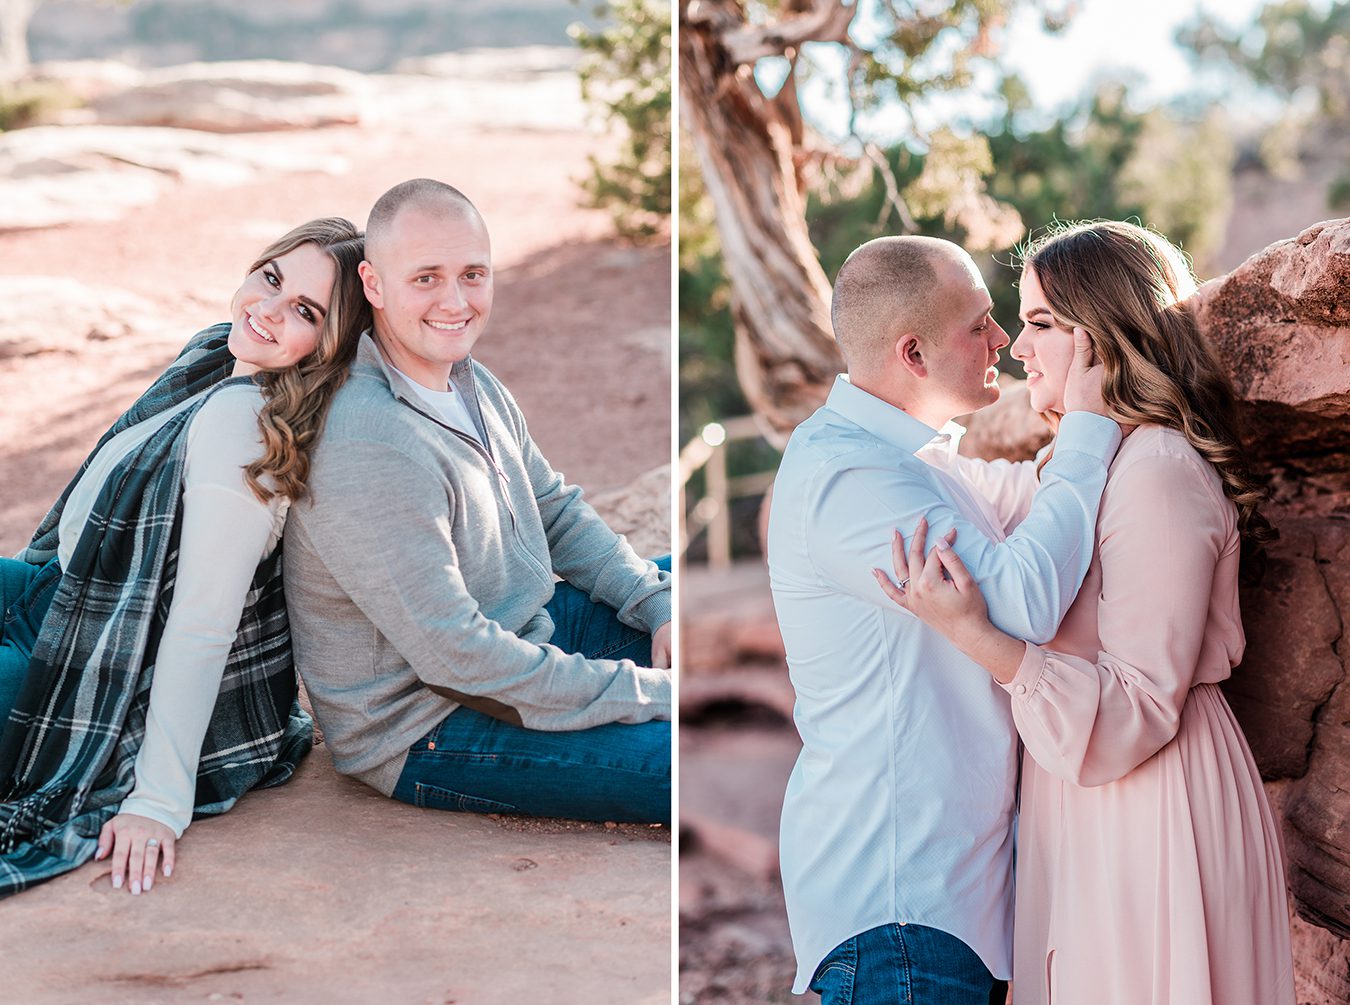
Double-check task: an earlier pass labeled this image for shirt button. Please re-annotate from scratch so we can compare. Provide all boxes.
[1014,684,1027,696]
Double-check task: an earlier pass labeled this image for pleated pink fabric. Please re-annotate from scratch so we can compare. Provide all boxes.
[1002,426,1295,1005]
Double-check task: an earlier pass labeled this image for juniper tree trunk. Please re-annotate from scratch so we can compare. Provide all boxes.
[679,0,844,438]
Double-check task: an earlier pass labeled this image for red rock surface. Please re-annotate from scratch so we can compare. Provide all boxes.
[0,68,671,1003]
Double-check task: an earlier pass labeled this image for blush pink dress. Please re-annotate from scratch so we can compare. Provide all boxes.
[1000,426,1295,1005]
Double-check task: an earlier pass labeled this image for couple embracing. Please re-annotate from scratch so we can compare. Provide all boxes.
[768,222,1296,1005]
[0,178,672,898]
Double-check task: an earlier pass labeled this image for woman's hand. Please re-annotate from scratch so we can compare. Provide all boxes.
[95,812,176,895]
[872,517,990,642]
[1062,326,1108,416]
[872,517,1026,684]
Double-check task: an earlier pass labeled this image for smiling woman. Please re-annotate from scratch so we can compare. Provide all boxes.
[228,245,335,367]
[1011,266,1078,417]
[0,217,369,899]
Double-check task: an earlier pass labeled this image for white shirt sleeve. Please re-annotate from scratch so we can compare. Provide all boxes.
[118,386,286,836]
[806,411,1121,645]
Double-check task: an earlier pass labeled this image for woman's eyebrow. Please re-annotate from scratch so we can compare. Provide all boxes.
[270,261,327,318]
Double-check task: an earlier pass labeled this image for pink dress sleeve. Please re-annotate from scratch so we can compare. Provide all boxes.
[948,454,1043,534]
[1003,449,1234,787]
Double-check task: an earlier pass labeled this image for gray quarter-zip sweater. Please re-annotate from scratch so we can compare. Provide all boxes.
[283,334,672,795]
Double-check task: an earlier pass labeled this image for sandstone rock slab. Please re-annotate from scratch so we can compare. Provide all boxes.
[590,463,672,560]
[1281,518,1350,940]
[1226,517,1345,779]
[1192,217,1350,495]
[0,277,175,359]
[0,746,671,1004]
[0,124,349,230]
[84,60,371,133]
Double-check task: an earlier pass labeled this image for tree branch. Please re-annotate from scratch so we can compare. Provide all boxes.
[720,0,858,66]
[864,141,918,232]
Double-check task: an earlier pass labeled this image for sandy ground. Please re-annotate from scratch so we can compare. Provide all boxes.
[0,99,672,1001]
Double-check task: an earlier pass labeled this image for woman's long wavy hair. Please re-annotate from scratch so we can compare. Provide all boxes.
[239,218,371,503]
[1020,220,1273,552]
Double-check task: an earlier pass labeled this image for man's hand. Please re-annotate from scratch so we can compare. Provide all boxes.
[96,812,177,895]
[651,621,672,669]
[1062,326,1109,416]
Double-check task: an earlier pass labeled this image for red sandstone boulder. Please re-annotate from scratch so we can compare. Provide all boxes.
[1193,217,1350,515]
[1228,518,1343,780]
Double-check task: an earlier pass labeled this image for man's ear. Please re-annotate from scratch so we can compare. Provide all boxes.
[358,260,383,309]
[893,333,927,379]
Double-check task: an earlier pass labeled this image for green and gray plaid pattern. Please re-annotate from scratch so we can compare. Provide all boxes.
[0,324,312,896]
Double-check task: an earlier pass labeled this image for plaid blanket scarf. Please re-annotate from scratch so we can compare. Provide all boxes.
[0,322,313,895]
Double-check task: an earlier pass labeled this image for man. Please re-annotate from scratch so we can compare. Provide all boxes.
[766,236,1121,1001]
[283,178,671,824]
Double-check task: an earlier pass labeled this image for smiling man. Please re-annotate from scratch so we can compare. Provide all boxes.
[766,235,1121,1003]
[283,178,672,824]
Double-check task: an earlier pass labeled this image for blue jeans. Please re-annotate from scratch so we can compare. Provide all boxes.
[810,924,1008,1005]
[392,556,671,825]
[0,556,61,723]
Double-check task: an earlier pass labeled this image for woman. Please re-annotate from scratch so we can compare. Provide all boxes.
[0,217,369,898]
[877,221,1295,1004]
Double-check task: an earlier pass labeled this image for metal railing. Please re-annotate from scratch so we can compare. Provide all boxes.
[678,415,778,569]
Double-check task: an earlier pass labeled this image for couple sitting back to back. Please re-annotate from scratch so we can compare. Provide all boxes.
[0,178,672,898]
[768,227,1294,1005]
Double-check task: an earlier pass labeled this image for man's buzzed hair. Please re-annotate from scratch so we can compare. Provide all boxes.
[831,236,964,373]
[365,178,481,254]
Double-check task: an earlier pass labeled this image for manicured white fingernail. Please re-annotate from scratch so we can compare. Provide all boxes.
[144,877,153,891]
[112,874,122,889]
[164,865,172,877]
[937,538,951,550]
[131,881,140,895]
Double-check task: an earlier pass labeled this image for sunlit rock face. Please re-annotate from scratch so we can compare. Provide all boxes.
[1194,217,1350,518]
[1192,219,1350,982]
[958,217,1350,994]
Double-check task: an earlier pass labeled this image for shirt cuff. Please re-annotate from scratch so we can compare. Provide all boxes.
[1054,411,1123,460]
[117,797,189,839]
[628,586,672,635]
[1000,641,1047,700]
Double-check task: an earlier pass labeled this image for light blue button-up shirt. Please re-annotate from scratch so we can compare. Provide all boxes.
[767,375,1121,992]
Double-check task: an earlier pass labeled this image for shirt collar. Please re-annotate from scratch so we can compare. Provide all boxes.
[823,374,966,464]
[355,329,475,400]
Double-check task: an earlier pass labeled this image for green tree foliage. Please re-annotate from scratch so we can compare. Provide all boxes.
[0,77,75,130]
[1181,1,1350,124]
[986,80,1234,265]
[1180,0,1350,205]
[678,138,736,444]
[571,0,671,240]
